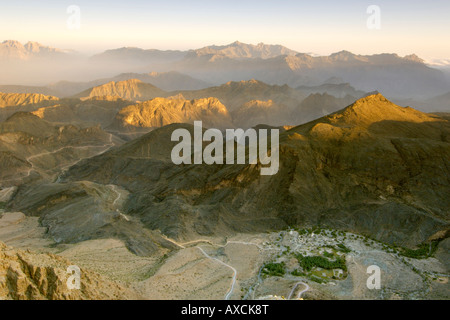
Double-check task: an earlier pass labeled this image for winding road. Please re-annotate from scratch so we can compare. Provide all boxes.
[196,246,238,300]
[109,184,123,207]
[288,281,310,300]
[2,133,115,185]
[107,184,132,222]
[160,235,309,300]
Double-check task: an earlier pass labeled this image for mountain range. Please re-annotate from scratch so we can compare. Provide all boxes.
[1,40,448,99]
[0,40,73,60]
[0,88,448,300]
[0,39,449,300]
[5,77,450,135]
[44,93,448,248]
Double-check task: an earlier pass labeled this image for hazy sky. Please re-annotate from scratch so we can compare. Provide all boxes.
[1,0,449,59]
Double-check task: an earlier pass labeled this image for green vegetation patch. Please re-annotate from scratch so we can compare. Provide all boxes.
[400,241,440,259]
[296,254,347,272]
[261,262,286,277]
[307,274,326,284]
[336,243,351,253]
[291,269,306,277]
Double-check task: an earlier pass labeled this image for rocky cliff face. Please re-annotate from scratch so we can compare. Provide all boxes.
[0,93,61,123]
[0,241,140,300]
[73,79,166,101]
[111,96,233,130]
[0,93,58,108]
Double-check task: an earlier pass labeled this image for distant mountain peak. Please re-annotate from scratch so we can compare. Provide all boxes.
[0,40,67,60]
[193,41,298,59]
[2,40,24,48]
[73,79,165,101]
[323,77,346,85]
[224,79,267,88]
[329,50,361,61]
[403,54,424,63]
[332,50,354,55]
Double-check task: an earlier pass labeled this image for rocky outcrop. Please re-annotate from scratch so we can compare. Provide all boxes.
[0,93,58,108]
[111,96,233,130]
[73,79,166,101]
[0,241,140,300]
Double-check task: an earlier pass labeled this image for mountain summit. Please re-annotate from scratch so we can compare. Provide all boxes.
[191,41,299,59]
[328,93,437,126]
[0,40,69,60]
[295,93,447,141]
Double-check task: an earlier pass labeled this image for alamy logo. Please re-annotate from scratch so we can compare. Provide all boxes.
[366,265,381,290]
[367,5,381,30]
[67,5,81,30]
[171,121,279,175]
[66,265,81,290]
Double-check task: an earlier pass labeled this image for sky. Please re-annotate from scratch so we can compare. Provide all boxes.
[1,0,449,60]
